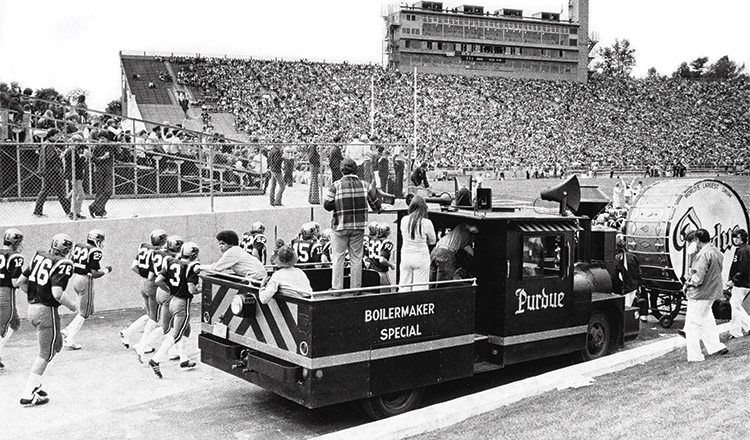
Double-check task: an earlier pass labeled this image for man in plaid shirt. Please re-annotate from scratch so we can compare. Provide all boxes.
[324,158,382,290]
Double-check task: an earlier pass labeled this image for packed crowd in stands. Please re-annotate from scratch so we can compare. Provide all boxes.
[171,55,750,174]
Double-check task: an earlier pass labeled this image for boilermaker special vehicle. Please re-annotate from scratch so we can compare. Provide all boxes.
[198,177,640,419]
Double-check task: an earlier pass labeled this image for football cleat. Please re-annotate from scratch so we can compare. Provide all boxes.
[0,356,4,369]
[149,359,162,379]
[180,360,197,370]
[20,390,49,406]
[119,331,130,349]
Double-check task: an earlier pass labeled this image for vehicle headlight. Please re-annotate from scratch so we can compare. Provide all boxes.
[230,293,256,317]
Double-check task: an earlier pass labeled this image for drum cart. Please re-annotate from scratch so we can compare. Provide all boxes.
[643,286,684,328]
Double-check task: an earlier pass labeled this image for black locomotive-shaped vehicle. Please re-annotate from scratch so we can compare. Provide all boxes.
[198,177,639,419]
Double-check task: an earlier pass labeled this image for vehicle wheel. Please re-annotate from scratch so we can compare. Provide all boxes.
[659,315,674,328]
[359,387,425,420]
[582,311,612,361]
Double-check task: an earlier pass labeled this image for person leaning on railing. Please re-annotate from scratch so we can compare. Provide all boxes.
[258,246,312,304]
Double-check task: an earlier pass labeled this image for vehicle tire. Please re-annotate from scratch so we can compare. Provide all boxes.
[659,315,674,328]
[582,311,612,361]
[359,387,425,420]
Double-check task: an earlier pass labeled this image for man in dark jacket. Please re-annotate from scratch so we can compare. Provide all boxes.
[328,139,344,183]
[33,129,71,218]
[614,237,645,320]
[410,162,429,188]
[267,144,285,206]
[727,228,750,338]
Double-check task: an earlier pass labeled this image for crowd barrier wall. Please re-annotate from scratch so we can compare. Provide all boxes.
[13,207,398,319]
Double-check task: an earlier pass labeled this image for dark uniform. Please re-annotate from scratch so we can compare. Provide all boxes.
[242,233,268,265]
[24,251,73,362]
[69,242,103,318]
[367,237,394,285]
[134,242,158,321]
[150,248,174,333]
[291,238,322,264]
[0,248,24,338]
[158,257,200,342]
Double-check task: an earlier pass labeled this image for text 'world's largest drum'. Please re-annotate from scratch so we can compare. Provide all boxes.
[624,179,749,292]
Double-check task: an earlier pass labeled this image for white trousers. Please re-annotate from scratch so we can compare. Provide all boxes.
[399,251,430,292]
[684,299,726,362]
[729,286,750,338]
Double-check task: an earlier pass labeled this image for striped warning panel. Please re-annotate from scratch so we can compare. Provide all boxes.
[205,282,302,354]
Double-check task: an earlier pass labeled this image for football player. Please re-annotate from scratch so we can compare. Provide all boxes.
[149,242,201,378]
[17,233,76,406]
[133,234,183,363]
[291,223,322,264]
[319,228,333,264]
[120,229,167,350]
[369,223,396,285]
[0,228,24,369]
[364,221,379,267]
[61,229,112,350]
[242,221,268,264]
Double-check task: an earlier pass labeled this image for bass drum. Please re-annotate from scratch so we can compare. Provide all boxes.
[624,179,749,293]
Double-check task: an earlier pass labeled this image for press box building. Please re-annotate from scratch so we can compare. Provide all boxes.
[382,0,591,82]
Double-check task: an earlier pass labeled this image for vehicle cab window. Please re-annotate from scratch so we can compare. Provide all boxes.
[522,235,562,278]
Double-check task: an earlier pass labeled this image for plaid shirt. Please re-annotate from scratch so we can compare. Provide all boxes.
[324,175,381,231]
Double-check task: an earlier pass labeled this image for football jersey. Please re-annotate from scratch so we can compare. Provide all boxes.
[133,242,155,279]
[368,238,394,273]
[23,250,73,307]
[363,235,371,259]
[159,256,200,299]
[319,241,331,262]
[71,242,103,275]
[0,248,24,288]
[244,233,267,265]
[291,238,321,264]
[150,248,172,278]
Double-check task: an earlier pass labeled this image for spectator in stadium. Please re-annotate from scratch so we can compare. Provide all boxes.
[682,228,728,362]
[308,145,320,204]
[251,145,268,191]
[201,230,266,281]
[64,134,89,220]
[32,129,71,219]
[378,148,390,193]
[399,195,436,292]
[177,91,190,119]
[267,144,285,206]
[324,158,382,291]
[88,133,116,218]
[345,134,368,179]
[393,147,406,197]
[410,162,430,189]
[328,139,344,183]
[283,144,295,187]
[726,229,750,339]
[258,246,312,304]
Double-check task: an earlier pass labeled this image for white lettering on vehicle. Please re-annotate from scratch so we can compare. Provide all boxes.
[364,303,434,341]
[515,288,565,315]
[364,303,435,322]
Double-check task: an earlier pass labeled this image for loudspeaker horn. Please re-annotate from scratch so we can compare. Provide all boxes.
[540,175,581,215]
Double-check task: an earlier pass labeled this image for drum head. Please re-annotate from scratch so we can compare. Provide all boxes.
[626,179,749,290]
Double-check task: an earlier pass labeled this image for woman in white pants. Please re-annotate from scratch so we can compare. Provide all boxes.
[399,196,436,292]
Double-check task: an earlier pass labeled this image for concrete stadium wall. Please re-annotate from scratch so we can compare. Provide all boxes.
[13,206,398,318]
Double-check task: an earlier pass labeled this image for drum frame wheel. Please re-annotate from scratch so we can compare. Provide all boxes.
[643,287,684,328]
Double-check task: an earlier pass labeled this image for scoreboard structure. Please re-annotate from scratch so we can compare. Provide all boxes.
[382,0,591,82]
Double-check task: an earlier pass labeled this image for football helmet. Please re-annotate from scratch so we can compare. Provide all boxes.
[166,235,184,253]
[87,229,106,248]
[377,223,391,238]
[367,221,379,236]
[150,229,168,247]
[3,228,23,250]
[310,221,321,236]
[320,228,332,243]
[50,233,74,256]
[300,222,316,240]
[251,222,266,234]
[180,242,200,260]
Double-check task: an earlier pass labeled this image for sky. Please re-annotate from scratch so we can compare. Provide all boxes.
[1,0,748,110]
